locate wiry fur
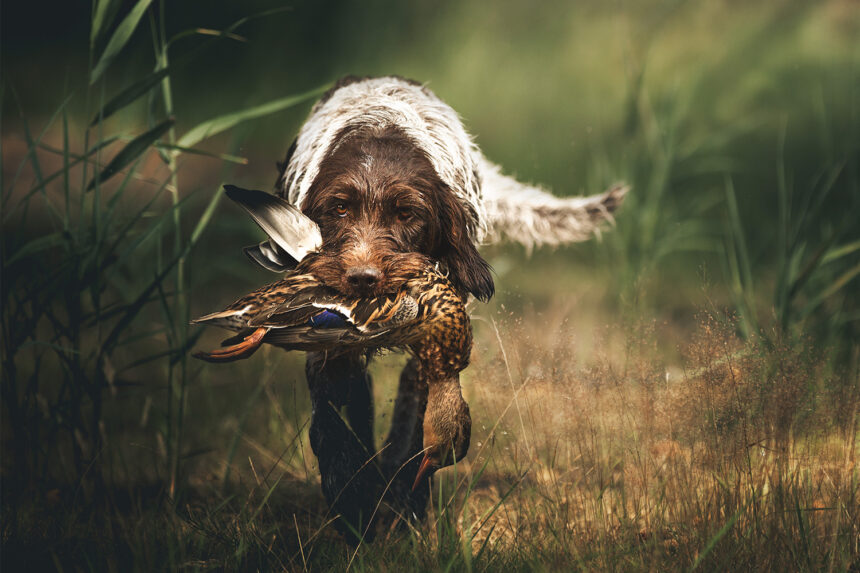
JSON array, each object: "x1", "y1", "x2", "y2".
[
  {"x1": 280, "y1": 77, "x2": 486, "y2": 242},
  {"x1": 479, "y1": 157, "x2": 629, "y2": 251},
  {"x1": 278, "y1": 75, "x2": 627, "y2": 250},
  {"x1": 294, "y1": 125, "x2": 494, "y2": 302}
]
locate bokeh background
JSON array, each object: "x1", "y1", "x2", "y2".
[{"x1": 2, "y1": 1, "x2": 859, "y2": 570}]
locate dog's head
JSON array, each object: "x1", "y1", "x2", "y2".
[{"x1": 297, "y1": 126, "x2": 493, "y2": 301}]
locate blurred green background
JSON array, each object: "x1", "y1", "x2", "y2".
[
  {"x1": 6, "y1": 0, "x2": 858, "y2": 317},
  {"x1": 2, "y1": 0, "x2": 859, "y2": 569}
]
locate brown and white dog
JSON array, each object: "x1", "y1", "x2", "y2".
[{"x1": 262, "y1": 75, "x2": 626, "y2": 540}]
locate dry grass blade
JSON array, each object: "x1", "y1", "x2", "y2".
[{"x1": 690, "y1": 499, "x2": 751, "y2": 571}]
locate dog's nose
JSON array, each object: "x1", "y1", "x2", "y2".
[{"x1": 346, "y1": 266, "x2": 382, "y2": 293}]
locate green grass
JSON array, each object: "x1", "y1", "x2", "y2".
[{"x1": 2, "y1": 1, "x2": 859, "y2": 571}]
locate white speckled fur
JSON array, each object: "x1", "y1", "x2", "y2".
[{"x1": 279, "y1": 76, "x2": 626, "y2": 248}]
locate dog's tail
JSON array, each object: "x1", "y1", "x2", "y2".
[{"x1": 478, "y1": 157, "x2": 629, "y2": 251}]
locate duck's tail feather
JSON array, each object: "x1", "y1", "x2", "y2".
[
  {"x1": 193, "y1": 327, "x2": 268, "y2": 363},
  {"x1": 190, "y1": 308, "x2": 250, "y2": 331},
  {"x1": 224, "y1": 185, "x2": 321, "y2": 267},
  {"x1": 218, "y1": 329, "x2": 256, "y2": 347}
]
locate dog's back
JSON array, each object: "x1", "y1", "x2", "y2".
[{"x1": 277, "y1": 75, "x2": 627, "y2": 250}]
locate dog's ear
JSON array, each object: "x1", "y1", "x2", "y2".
[{"x1": 436, "y1": 191, "x2": 494, "y2": 302}]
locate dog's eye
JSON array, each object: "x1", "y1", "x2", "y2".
[
  {"x1": 396, "y1": 208, "x2": 412, "y2": 222},
  {"x1": 334, "y1": 202, "x2": 348, "y2": 217}
]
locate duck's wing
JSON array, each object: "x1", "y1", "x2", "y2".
[
  {"x1": 252, "y1": 289, "x2": 420, "y2": 334},
  {"x1": 262, "y1": 325, "x2": 358, "y2": 349},
  {"x1": 256, "y1": 290, "x2": 422, "y2": 352},
  {"x1": 197, "y1": 303, "x2": 416, "y2": 359},
  {"x1": 191, "y1": 274, "x2": 320, "y2": 331},
  {"x1": 191, "y1": 289, "x2": 269, "y2": 331},
  {"x1": 243, "y1": 240, "x2": 296, "y2": 272},
  {"x1": 193, "y1": 277, "x2": 424, "y2": 355},
  {"x1": 224, "y1": 185, "x2": 322, "y2": 267},
  {"x1": 246, "y1": 286, "x2": 350, "y2": 328},
  {"x1": 262, "y1": 316, "x2": 418, "y2": 352}
]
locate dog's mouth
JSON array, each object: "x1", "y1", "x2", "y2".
[
  {"x1": 299, "y1": 250, "x2": 430, "y2": 298},
  {"x1": 339, "y1": 266, "x2": 419, "y2": 298}
]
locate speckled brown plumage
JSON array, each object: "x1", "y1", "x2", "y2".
[{"x1": 191, "y1": 254, "x2": 472, "y2": 363}]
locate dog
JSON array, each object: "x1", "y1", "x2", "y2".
[{"x1": 264, "y1": 75, "x2": 626, "y2": 541}]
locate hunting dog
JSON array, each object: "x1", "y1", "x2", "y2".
[{"x1": 264, "y1": 76, "x2": 626, "y2": 540}]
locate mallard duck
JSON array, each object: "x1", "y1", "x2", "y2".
[
  {"x1": 190, "y1": 256, "x2": 468, "y2": 363},
  {"x1": 194, "y1": 185, "x2": 473, "y2": 488}
]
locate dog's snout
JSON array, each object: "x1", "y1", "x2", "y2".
[{"x1": 346, "y1": 266, "x2": 382, "y2": 293}]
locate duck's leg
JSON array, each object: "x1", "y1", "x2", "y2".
[
  {"x1": 305, "y1": 351, "x2": 384, "y2": 544},
  {"x1": 381, "y1": 357, "x2": 430, "y2": 522}
]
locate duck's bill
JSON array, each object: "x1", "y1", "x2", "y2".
[
  {"x1": 411, "y1": 453, "x2": 435, "y2": 491},
  {"x1": 193, "y1": 327, "x2": 268, "y2": 363}
]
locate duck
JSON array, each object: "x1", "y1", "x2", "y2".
[
  {"x1": 190, "y1": 256, "x2": 468, "y2": 364},
  {"x1": 193, "y1": 185, "x2": 474, "y2": 488}
]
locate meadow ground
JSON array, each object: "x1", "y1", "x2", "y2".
[
  {"x1": 2, "y1": 277, "x2": 858, "y2": 571},
  {"x1": 2, "y1": 1, "x2": 859, "y2": 571}
]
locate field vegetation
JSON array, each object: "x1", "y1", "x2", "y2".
[{"x1": 2, "y1": 1, "x2": 858, "y2": 570}]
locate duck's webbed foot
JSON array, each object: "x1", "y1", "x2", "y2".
[
  {"x1": 305, "y1": 351, "x2": 384, "y2": 544},
  {"x1": 381, "y1": 357, "x2": 431, "y2": 524}
]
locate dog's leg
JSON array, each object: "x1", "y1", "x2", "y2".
[
  {"x1": 305, "y1": 351, "x2": 383, "y2": 544},
  {"x1": 381, "y1": 357, "x2": 430, "y2": 522},
  {"x1": 345, "y1": 357, "x2": 375, "y2": 455}
]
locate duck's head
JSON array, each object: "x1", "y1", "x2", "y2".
[{"x1": 412, "y1": 376, "x2": 472, "y2": 491}]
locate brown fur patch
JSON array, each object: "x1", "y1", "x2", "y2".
[{"x1": 298, "y1": 125, "x2": 494, "y2": 300}]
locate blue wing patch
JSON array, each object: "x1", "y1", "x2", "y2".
[{"x1": 308, "y1": 310, "x2": 348, "y2": 328}]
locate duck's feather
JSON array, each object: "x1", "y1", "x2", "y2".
[
  {"x1": 192, "y1": 261, "x2": 469, "y2": 363},
  {"x1": 262, "y1": 326, "x2": 355, "y2": 349},
  {"x1": 261, "y1": 322, "x2": 408, "y2": 351},
  {"x1": 219, "y1": 329, "x2": 257, "y2": 347},
  {"x1": 191, "y1": 305, "x2": 255, "y2": 330},
  {"x1": 194, "y1": 327, "x2": 267, "y2": 362},
  {"x1": 243, "y1": 240, "x2": 297, "y2": 272},
  {"x1": 250, "y1": 303, "x2": 327, "y2": 329},
  {"x1": 225, "y1": 185, "x2": 321, "y2": 265},
  {"x1": 307, "y1": 310, "x2": 348, "y2": 328}
]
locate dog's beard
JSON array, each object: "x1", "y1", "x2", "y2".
[{"x1": 297, "y1": 250, "x2": 431, "y2": 297}]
